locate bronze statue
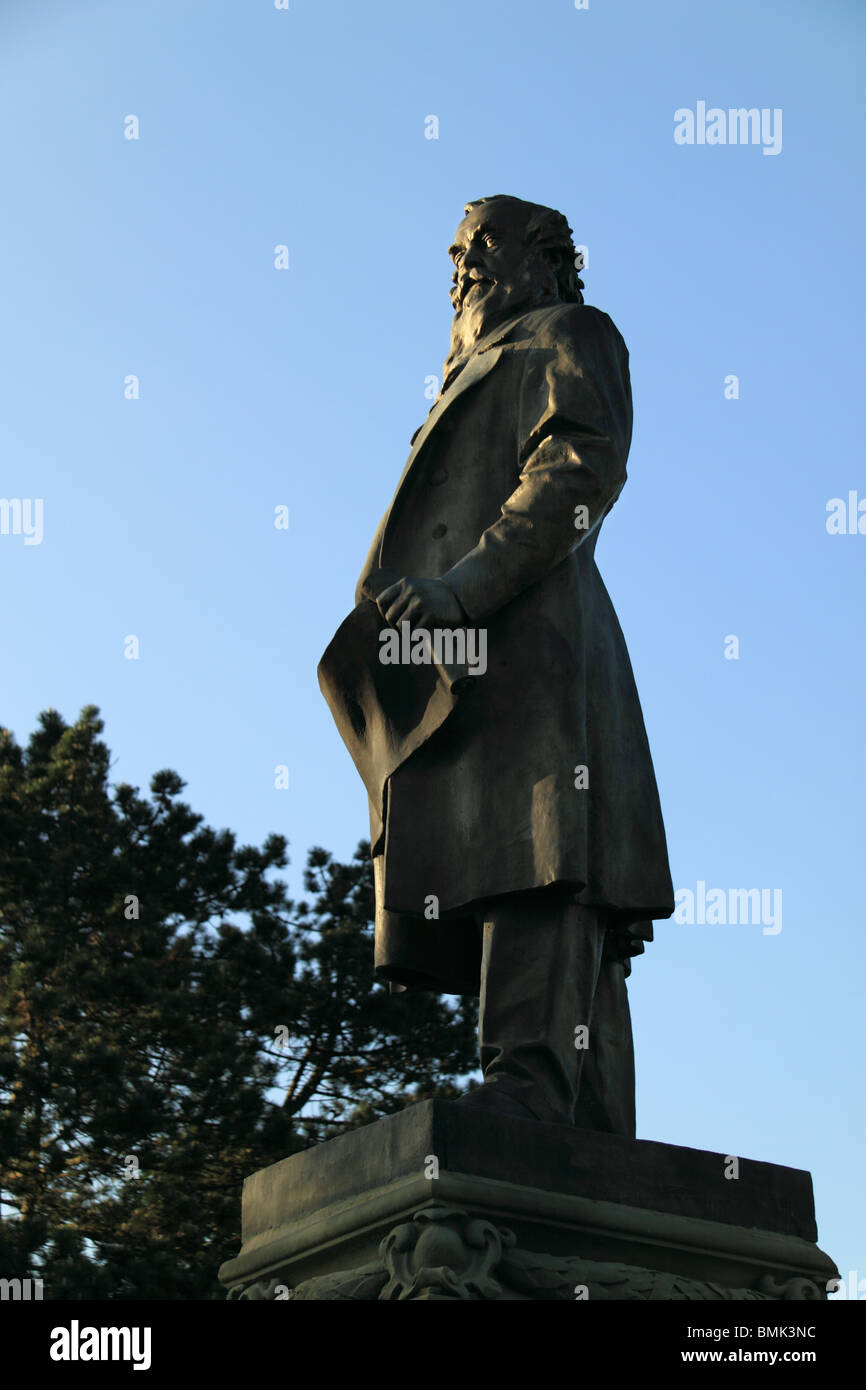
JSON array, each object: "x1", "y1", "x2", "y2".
[{"x1": 319, "y1": 195, "x2": 674, "y2": 1135}]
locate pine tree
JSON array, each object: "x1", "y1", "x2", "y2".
[{"x1": 0, "y1": 706, "x2": 478, "y2": 1298}]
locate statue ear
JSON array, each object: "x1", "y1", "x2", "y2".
[
  {"x1": 532, "y1": 247, "x2": 566, "y2": 298},
  {"x1": 541, "y1": 247, "x2": 566, "y2": 271}
]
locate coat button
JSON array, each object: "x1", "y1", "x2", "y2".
[
  {"x1": 430, "y1": 468, "x2": 448, "y2": 485},
  {"x1": 431, "y1": 523, "x2": 447, "y2": 539}
]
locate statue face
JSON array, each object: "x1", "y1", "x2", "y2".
[{"x1": 447, "y1": 199, "x2": 558, "y2": 353}]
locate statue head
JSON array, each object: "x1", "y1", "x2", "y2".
[{"x1": 444, "y1": 195, "x2": 584, "y2": 376}]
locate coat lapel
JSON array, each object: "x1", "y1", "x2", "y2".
[
  {"x1": 377, "y1": 311, "x2": 539, "y2": 558},
  {"x1": 387, "y1": 345, "x2": 503, "y2": 503}
]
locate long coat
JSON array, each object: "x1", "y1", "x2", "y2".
[{"x1": 319, "y1": 301, "x2": 674, "y2": 994}]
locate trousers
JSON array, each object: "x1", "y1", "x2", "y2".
[{"x1": 473, "y1": 895, "x2": 636, "y2": 1136}]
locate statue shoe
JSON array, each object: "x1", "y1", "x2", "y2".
[{"x1": 455, "y1": 1083, "x2": 539, "y2": 1120}]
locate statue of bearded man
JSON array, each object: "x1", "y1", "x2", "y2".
[{"x1": 319, "y1": 195, "x2": 674, "y2": 1135}]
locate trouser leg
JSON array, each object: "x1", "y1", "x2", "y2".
[
  {"x1": 475, "y1": 896, "x2": 606, "y2": 1126},
  {"x1": 571, "y1": 957, "x2": 637, "y2": 1138}
]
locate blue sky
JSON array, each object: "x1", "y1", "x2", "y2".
[{"x1": 1, "y1": 0, "x2": 863, "y2": 1296}]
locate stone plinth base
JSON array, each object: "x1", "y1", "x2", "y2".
[{"x1": 218, "y1": 1101, "x2": 837, "y2": 1301}]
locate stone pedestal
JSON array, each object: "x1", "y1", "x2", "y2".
[{"x1": 218, "y1": 1101, "x2": 837, "y2": 1301}]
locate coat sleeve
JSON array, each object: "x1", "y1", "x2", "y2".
[{"x1": 440, "y1": 304, "x2": 632, "y2": 622}]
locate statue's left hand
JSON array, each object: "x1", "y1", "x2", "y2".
[{"x1": 376, "y1": 577, "x2": 466, "y2": 629}]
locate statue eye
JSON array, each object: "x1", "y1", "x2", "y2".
[{"x1": 483, "y1": 235, "x2": 497, "y2": 249}]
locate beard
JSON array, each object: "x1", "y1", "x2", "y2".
[{"x1": 442, "y1": 255, "x2": 560, "y2": 388}]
